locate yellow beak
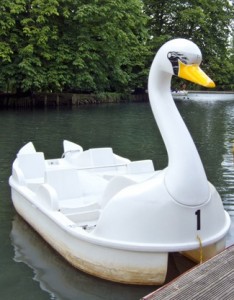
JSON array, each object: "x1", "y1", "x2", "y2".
[{"x1": 178, "y1": 60, "x2": 215, "y2": 88}]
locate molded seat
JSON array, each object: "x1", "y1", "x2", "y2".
[
  {"x1": 44, "y1": 168, "x2": 107, "y2": 211},
  {"x1": 17, "y1": 152, "x2": 45, "y2": 184},
  {"x1": 100, "y1": 160, "x2": 156, "y2": 207}
]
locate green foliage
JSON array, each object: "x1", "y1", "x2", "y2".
[
  {"x1": 0, "y1": 0, "x2": 148, "y2": 92},
  {"x1": 0, "y1": 0, "x2": 233, "y2": 93},
  {"x1": 143, "y1": 0, "x2": 234, "y2": 90}
]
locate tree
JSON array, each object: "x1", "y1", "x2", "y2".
[
  {"x1": 0, "y1": 0, "x2": 148, "y2": 93},
  {"x1": 143, "y1": 0, "x2": 234, "y2": 90},
  {"x1": 1, "y1": 0, "x2": 233, "y2": 93}
]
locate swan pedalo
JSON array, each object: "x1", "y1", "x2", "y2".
[{"x1": 9, "y1": 38, "x2": 231, "y2": 285}]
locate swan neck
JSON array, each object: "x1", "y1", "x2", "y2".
[{"x1": 148, "y1": 64, "x2": 209, "y2": 206}]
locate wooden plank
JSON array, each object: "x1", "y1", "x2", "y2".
[{"x1": 142, "y1": 245, "x2": 234, "y2": 300}]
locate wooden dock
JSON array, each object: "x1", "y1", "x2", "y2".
[{"x1": 142, "y1": 245, "x2": 234, "y2": 300}]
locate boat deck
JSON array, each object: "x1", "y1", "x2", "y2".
[{"x1": 142, "y1": 244, "x2": 234, "y2": 300}]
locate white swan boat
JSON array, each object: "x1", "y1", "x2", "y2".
[
  {"x1": 9, "y1": 38, "x2": 231, "y2": 285},
  {"x1": 172, "y1": 90, "x2": 189, "y2": 100},
  {"x1": 172, "y1": 91, "x2": 234, "y2": 102}
]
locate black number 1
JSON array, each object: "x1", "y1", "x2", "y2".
[{"x1": 195, "y1": 210, "x2": 201, "y2": 230}]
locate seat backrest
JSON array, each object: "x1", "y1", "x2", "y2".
[
  {"x1": 45, "y1": 168, "x2": 83, "y2": 200},
  {"x1": 17, "y1": 152, "x2": 45, "y2": 180},
  {"x1": 72, "y1": 147, "x2": 116, "y2": 168},
  {"x1": 63, "y1": 140, "x2": 83, "y2": 154},
  {"x1": 127, "y1": 160, "x2": 155, "y2": 174},
  {"x1": 90, "y1": 148, "x2": 115, "y2": 167}
]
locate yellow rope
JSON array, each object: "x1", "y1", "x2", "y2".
[
  {"x1": 196, "y1": 235, "x2": 203, "y2": 264},
  {"x1": 232, "y1": 144, "x2": 234, "y2": 164}
]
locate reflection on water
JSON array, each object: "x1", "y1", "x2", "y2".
[
  {"x1": 179, "y1": 100, "x2": 234, "y2": 214},
  {"x1": 219, "y1": 103, "x2": 234, "y2": 247},
  {"x1": 220, "y1": 104, "x2": 234, "y2": 215},
  {"x1": 1, "y1": 100, "x2": 234, "y2": 299},
  {"x1": 10, "y1": 215, "x2": 194, "y2": 300},
  {"x1": 11, "y1": 215, "x2": 141, "y2": 300}
]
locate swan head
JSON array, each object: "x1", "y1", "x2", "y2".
[{"x1": 155, "y1": 38, "x2": 215, "y2": 88}]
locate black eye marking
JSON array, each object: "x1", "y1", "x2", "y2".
[{"x1": 168, "y1": 51, "x2": 189, "y2": 75}]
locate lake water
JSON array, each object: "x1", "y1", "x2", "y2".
[{"x1": 0, "y1": 100, "x2": 234, "y2": 299}]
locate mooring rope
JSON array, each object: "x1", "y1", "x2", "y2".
[{"x1": 196, "y1": 235, "x2": 203, "y2": 264}]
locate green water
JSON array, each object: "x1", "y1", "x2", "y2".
[{"x1": 0, "y1": 101, "x2": 233, "y2": 299}]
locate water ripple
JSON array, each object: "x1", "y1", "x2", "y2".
[{"x1": 221, "y1": 136, "x2": 234, "y2": 215}]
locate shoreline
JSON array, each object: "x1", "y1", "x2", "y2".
[
  {"x1": 1, "y1": 90, "x2": 233, "y2": 108},
  {"x1": 0, "y1": 92, "x2": 148, "y2": 108}
]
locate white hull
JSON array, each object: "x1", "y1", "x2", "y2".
[{"x1": 10, "y1": 180, "x2": 168, "y2": 285}]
